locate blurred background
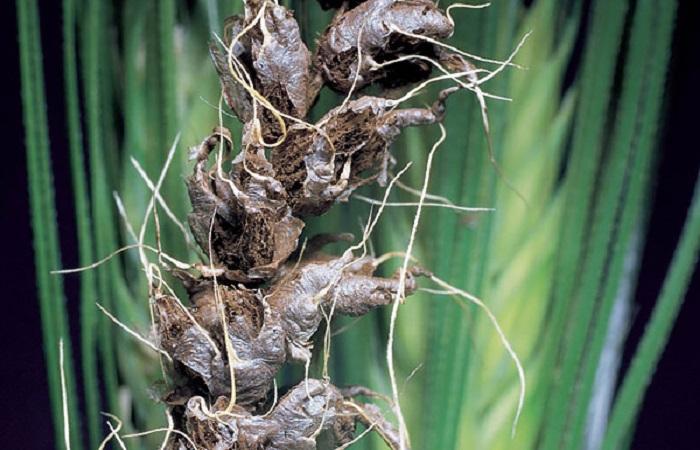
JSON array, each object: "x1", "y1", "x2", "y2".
[{"x1": 2, "y1": 0, "x2": 699, "y2": 449}]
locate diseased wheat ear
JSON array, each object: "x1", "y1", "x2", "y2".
[{"x1": 63, "y1": 1, "x2": 526, "y2": 448}]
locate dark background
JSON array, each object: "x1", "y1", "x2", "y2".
[{"x1": 1, "y1": 1, "x2": 698, "y2": 449}]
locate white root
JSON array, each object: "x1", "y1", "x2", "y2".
[
  {"x1": 113, "y1": 192, "x2": 139, "y2": 243},
  {"x1": 123, "y1": 419, "x2": 200, "y2": 450},
  {"x1": 352, "y1": 194, "x2": 494, "y2": 214},
  {"x1": 369, "y1": 53, "x2": 510, "y2": 101},
  {"x1": 59, "y1": 340, "x2": 71, "y2": 450},
  {"x1": 96, "y1": 303, "x2": 173, "y2": 362},
  {"x1": 207, "y1": 205, "x2": 240, "y2": 411},
  {"x1": 428, "y1": 275, "x2": 526, "y2": 438},
  {"x1": 97, "y1": 413, "x2": 126, "y2": 450},
  {"x1": 387, "y1": 124, "x2": 447, "y2": 450},
  {"x1": 336, "y1": 18, "x2": 367, "y2": 113},
  {"x1": 134, "y1": 134, "x2": 181, "y2": 289},
  {"x1": 389, "y1": 22, "x2": 524, "y2": 69},
  {"x1": 129, "y1": 158, "x2": 197, "y2": 252},
  {"x1": 159, "y1": 409, "x2": 174, "y2": 450},
  {"x1": 334, "y1": 422, "x2": 376, "y2": 450},
  {"x1": 348, "y1": 163, "x2": 413, "y2": 255},
  {"x1": 382, "y1": 29, "x2": 533, "y2": 205},
  {"x1": 106, "y1": 415, "x2": 128, "y2": 450},
  {"x1": 50, "y1": 243, "x2": 191, "y2": 275}
]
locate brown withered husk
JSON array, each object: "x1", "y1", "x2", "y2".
[
  {"x1": 315, "y1": 0, "x2": 454, "y2": 92},
  {"x1": 157, "y1": 247, "x2": 422, "y2": 409},
  {"x1": 186, "y1": 127, "x2": 304, "y2": 283},
  {"x1": 271, "y1": 88, "x2": 457, "y2": 216},
  {"x1": 166, "y1": 379, "x2": 401, "y2": 450},
  {"x1": 210, "y1": 2, "x2": 321, "y2": 141}
]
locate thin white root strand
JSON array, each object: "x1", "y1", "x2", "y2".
[
  {"x1": 207, "y1": 206, "x2": 240, "y2": 411},
  {"x1": 475, "y1": 31, "x2": 532, "y2": 86},
  {"x1": 369, "y1": 54, "x2": 510, "y2": 102},
  {"x1": 59, "y1": 339, "x2": 71, "y2": 450},
  {"x1": 311, "y1": 398, "x2": 333, "y2": 442},
  {"x1": 334, "y1": 423, "x2": 376, "y2": 450},
  {"x1": 386, "y1": 68, "x2": 485, "y2": 110},
  {"x1": 104, "y1": 413, "x2": 127, "y2": 450},
  {"x1": 429, "y1": 275, "x2": 526, "y2": 438},
  {"x1": 344, "y1": 400, "x2": 395, "y2": 449},
  {"x1": 50, "y1": 245, "x2": 138, "y2": 274},
  {"x1": 395, "y1": 178, "x2": 462, "y2": 206},
  {"x1": 389, "y1": 24, "x2": 524, "y2": 69},
  {"x1": 372, "y1": 251, "x2": 417, "y2": 268},
  {"x1": 292, "y1": 238, "x2": 308, "y2": 273},
  {"x1": 304, "y1": 355, "x2": 312, "y2": 400},
  {"x1": 336, "y1": 19, "x2": 366, "y2": 113},
  {"x1": 50, "y1": 243, "x2": 191, "y2": 274},
  {"x1": 418, "y1": 287, "x2": 455, "y2": 295},
  {"x1": 348, "y1": 163, "x2": 413, "y2": 254},
  {"x1": 387, "y1": 124, "x2": 446, "y2": 450},
  {"x1": 309, "y1": 164, "x2": 413, "y2": 383},
  {"x1": 353, "y1": 194, "x2": 494, "y2": 213},
  {"x1": 122, "y1": 428, "x2": 199, "y2": 450},
  {"x1": 96, "y1": 303, "x2": 173, "y2": 362},
  {"x1": 113, "y1": 192, "x2": 139, "y2": 243},
  {"x1": 445, "y1": 2, "x2": 492, "y2": 27},
  {"x1": 261, "y1": 378, "x2": 279, "y2": 417},
  {"x1": 159, "y1": 409, "x2": 174, "y2": 450},
  {"x1": 321, "y1": 296, "x2": 338, "y2": 379},
  {"x1": 106, "y1": 422, "x2": 127, "y2": 450},
  {"x1": 130, "y1": 158, "x2": 196, "y2": 250},
  {"x1": 330, "y1": 316, "x2": 363, "y2": 337},
  {"x1": 199, "y1": 95, "x2": 239, "y2": 119},
  {"x1": 97, "y1": 413, "x2": 126, "y2": 450},
  {"x1": 401, "y1": 363, "x2": 424, "y2": 396},
  {"x1": 134, "y1": 133, "x2": 181, "y2": 288}
]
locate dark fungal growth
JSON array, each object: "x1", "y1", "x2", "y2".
[{"x1": 146, "y1": 0, "x2": 495, "y2": 448}]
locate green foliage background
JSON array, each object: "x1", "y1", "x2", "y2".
[{"x1": 17, "y1": 0, "x2": 697, "y2": 449}]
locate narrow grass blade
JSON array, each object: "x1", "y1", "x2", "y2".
[
  {"x1": 538, "y1": 1, "x2": 629, "y2": 448},
  {"x1": 563, "y1": 1, "x2": 678, "y2": 448},
  {"x1": 157, "y1": 0, "x2": 189, "y2": 259},
  {"x1": 82, "y1": 0, "x2": 120, "y2": 412},
  {"x1": 601, "y1": 178, "x2": 699, "y2": 449},
  {"x1": 62, "y1": 0, "x2": 101, "y2": 446},
  {"x1": 17, "y1": 0, "x2": 82, "y2": 448}
]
